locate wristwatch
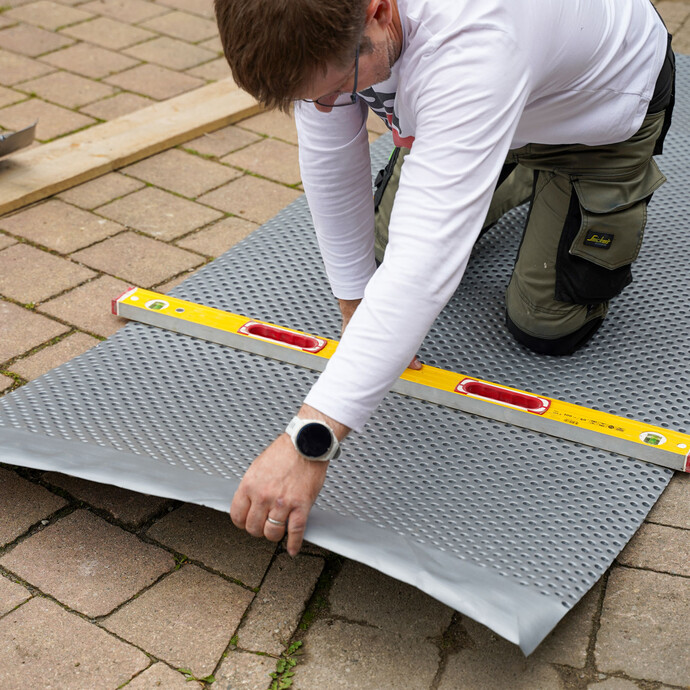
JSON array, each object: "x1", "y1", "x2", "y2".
[{"x1": 285, "y1": 416, "x2": 341, "y2": 462}]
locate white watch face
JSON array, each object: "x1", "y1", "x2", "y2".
[{"x1": 295, "y1": 421, "x2": 333, "y2": 459}]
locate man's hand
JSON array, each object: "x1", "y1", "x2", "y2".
[
  {"x1": 338, "y1": 298, "x2": 422, "y2": 370},
  {"x1": 230, "y1": 404, "x2": 348, "y2": 556}
]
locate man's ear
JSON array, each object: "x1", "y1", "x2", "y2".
[{"x1": 365, "y1": 0, "x2": 394, "y2": 29}]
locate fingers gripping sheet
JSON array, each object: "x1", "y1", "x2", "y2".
[{"x1": 2, "y1": 58, "x2": 689, "y2": 655}]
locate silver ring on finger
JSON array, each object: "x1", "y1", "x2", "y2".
[{"x1": 266, "y1": 516, "x2": 286, "y2": 526}]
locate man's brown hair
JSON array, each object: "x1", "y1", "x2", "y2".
[{"x1": 214, "y1": 0, "x2": 368, "y2": 111}]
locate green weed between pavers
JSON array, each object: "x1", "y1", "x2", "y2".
[
  {"x1": 269, "y1": 641, "x2": 303, "y2": 690},
  {"x1": 178, "y1": 668, "x2": 216, "y2": 683}
]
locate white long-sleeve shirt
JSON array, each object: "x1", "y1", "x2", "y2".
[{"x1": 297, "y1": 0, "x2": 667, "y2": 431}]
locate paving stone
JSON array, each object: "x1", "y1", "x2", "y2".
[
  {"x1": 617, "y1": 523, "x2": 690, "y2": 576},
  {"x1": 81, "y1": 0, "x2": 168, "y2": 23},
  {"x1": 586, "y1": 679, "x2": 640, "y2": 690},
  {"x1": 5, "y1": 1, "x2": 93, "y2": 29},
  {"x1": 0, "y1": 301, "x2": 68, "y2": 364},
  {"x1": 38, "y1": 274, "x2": 130, "y2": 337},
  {"x1": 61, "y1": 15, "x2": 154, "y2": 49},
  {"x1": 186, "y1": 57, "x2": 232, "y2": 82},
  {"x1": 8, "y1": 332, "x2": 99, "y2": 380},
  {"x1": 123, "y1": 149, "x2": 241, "y2": 198},
  {"x1": 0, "y1": 244, "x2": 95, "y2": 303},
  {"x1": 0, "y1": 22, "x2": 73, "y2": 56},
  {"x1": 157, "y1": 0, "x2": 215, "y2": 20},
  {"x1": 596, "y1": 567, "x2": 690, "y2": 687},
  {"x1": 0, "y1": 375, "x2": 13, "y2": 392},
  {"x1": 105, "y1": 62, "x2": 204, "y2": 100},
  {"x1": 175, "y1": 216, "x2": 258, "y2": 256},
  {"x1": 436, "y1": 617, "x2": 564, "y2": 690},
  {"x1": 124, "y1": 35, "x2": 216, "y2": 70},
  {"x1": 198, "y1": 34, "x2": 222, "y2": 53},
  {"x1": 98, "y1": 186, "x2": 223, "y2": 239},
  {"x1": 0, "y1": 98, "x2": 95, "y2": 141},
  {"x1": 154, "y1": 271, "x2": 193, "y2": 293},
  {"x1": 0, "y1": 466, "x2": 67, "y2": 546},
  {"x1": 0, "y1": 232, "x2": 16, "y2": 250},
  {"x1": 184, "y1": 125, "x2": 262, "y2": 158},
  {"x1": 58, "y1": 172, "x2": 145, "y2": 209},
  {"x1": 367, "y1": 110, "x2": 389, "y2": 135},
  {"x1": 80, "y1": 91, "x2": 155, "y2": 119},
  {"x1": 146, "y1": 503, "x2": 276, "y2": 588},
  {"x1": 17, "y1": 70, "x2": 117, "y2": 108},
  {"x1": 43, "y1": 472, "x2": 171, "y2": 527},
  {"x1": 0, "y1": 49, "x2": 55, "y2": 85},
  {"x1": 533, "y1": 579, "x2": 602, "y2": 668},
  {"x1": 41, "y1": 42, "x2": 138, "y2": 79},
  {"x1": 296, "y1": 618, "x2": 440, "y2": 690},
  {"x1": 0, "y1": 199, "x2": 123, "y2": 252},
  {"x1": 656, "y1": 1, "x2": 690, "y2": 34},
  {"x1": 0, "y1": 597, "x2": 149, "y2": 689},
  {"x1": 646, "y1": 472, "x2": 690, "y2": 529},
  {"x1": 140, "y1": 10, "x2": 218, "y2": 42},
  {"x1": 329, "y1": 559, "x2": 454, "y2": 639},
  {"x1": 0, "y1": 85, "x2": 25, "y2": 107},
  {"x1": 238, "y1": 553, "x2": 324, "y2": 654},
  {"x1": 0, "y1": 509, "x2": 174, "y2": 616},
  {"x1": 222, "y1": 139, "x2": 300, "y2": 186},
  {"x1": 214, "y1": 650, "x2": 276, "y2": 690},
  {"x1": 239, "y1": 110, "x2": 298, "y2": 145},
  {"x1": 198, "y1": 176, "x2": 302, "y2": 224},
  {"x1": 125, "y1": 662, "x2": 203, "y2": 689},
  {"x1": 103, "y1": 564, "x2": 255, "y2": 677},
  {"x1": 71, "y1": 231, "x2": 204, "y2": 286},
  {"x1": 0, "y1": 575, "x2": 31, "y2": 616}
]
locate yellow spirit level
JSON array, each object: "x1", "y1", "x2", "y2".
[{"x1": 113, "y1": 287, "x2": 690, "y2": 473}]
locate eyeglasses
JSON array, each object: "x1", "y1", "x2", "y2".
[{"x1": 303, "y1": 44, "x2": 360, "y2": 107}]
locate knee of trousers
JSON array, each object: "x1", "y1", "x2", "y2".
[{"x1": 505, "y1": 283, "x2": 608, "y2": 356}]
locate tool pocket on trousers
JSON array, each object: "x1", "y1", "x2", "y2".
[{"x1": 555, "y1": 162, "x2": 666, "y2": 304}]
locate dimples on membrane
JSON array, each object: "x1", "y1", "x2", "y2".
[{"x1": 1, "y1": 57, "x2": 688, "y2": 652}]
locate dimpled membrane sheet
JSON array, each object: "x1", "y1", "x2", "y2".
[{"x1": 2, "y1": 59, "x2": 689, "y2": 655}]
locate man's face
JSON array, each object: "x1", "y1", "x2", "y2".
[{"x1": 302, "y1": 31, "x2": 396, "y2": 112}]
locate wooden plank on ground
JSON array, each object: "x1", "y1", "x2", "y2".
[{"x1": 0, "y1": 79, "x2": 262, "y2": 216}]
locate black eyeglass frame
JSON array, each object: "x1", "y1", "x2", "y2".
[{"x1": 302, "y1": 44, "x2": 361, "y2": 107}]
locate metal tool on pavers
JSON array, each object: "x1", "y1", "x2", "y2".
[
  {"x1": 113, "y1": 287, "x2": 690, "y2": 473},
  {"x1": 0, "y1": 122, "x2": 36, "y2": 158}
]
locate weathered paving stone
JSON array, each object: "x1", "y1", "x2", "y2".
[
  {"x1": 175, "y1": 216, "x2": 258, "y2": 257},
  {"x1": 437, "y1": 618, "x2": 563, "y2": 690},
  {"x1": 8, "y1": 332, "x2": 99, "y2": 381},
  {"x1": 58, "y1": 172, "x2": 145, "y2": 210},
  {"x1": 646, "y1": 472, "x2": 690, "y2": 529},
  {"x1": 617, "y1": 522, "x2": 690, "y2": 576},
  {"x1": 586, "y1": 679, "x2": 640, "y2": 690},
  {"x1": 328, "y1": 559, "x2": 454, "y2": 638},
  {"x1": 238, "y1": 110, "x2": 298, "y2": 145},
  {"x1": 0, "y1": 199, "x2": 124, "y2": 253},
  {"x1": 534, "y1": 579, "x2": 602, "y2": 668},
  {"x1": 0, "y1": 467, "x2": 67, "y2": 546},
  {"x1": 0, "y1": 509, "x2": 175, "y2": 616},
  {"x1": 0, "y1": 575, "x2": 31, "y2": 616},
  {"x1": 0, "y1": 597, "x2": 149, "y2": 689},
  {"x1": 42, "y1": 472, "x2": 171, "y2": 527},
  {"x1": 295, "y1": 618, "x2": 440, "y2": 690},
  {"x1": 0, "y1": 375, "x2": 12, "y2": 393},
  {"x1": 0, "y1": 301, "x2": 69, "y2": 364},
  {"x1": 146, "y1": 503, "x2": 276, "y2": 587},
  {"x1": 595, "y1": 567, "x2": 690, "y2": 687},
  {"x1": 184, "y1": 125, "x2": 261, "y2": 158},
  {"x1": 221, "y1": 138, "x2": 301, "y2": 186},
  {"x1": 214, "y1": 650, "x2": 276, "y2": 690},
  {"x1": 124, "y1": 662, "x2": 203, "y2": 689},
  {"x1": 238, "y1": 553, "x2": 324, "y2": 654},
  {"x1": 103, "y1": 564, "x2": 254, "y2": 678}
]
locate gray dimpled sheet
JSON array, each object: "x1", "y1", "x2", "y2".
[{"x1": 2, "y1": 58, "x2": 688, "y2": 655}]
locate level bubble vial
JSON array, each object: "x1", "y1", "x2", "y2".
[
  {"x1": 639, "y1": 431, "x2": 666, "y2": 446},
  {"x1": 145, "y1": 299, "x2": 169, "y2": 311}
]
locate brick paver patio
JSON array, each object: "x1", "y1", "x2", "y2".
[{"x1": 1, "y1": 0, "x2": 689, "y2": 688}]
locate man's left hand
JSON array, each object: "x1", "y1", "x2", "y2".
[{"x1": 230, "y1": 406, "x2": 348, "y2": 556}]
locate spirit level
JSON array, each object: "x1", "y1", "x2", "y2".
[{"x1": 113, "y1": 287, "x2": 690, "y2": 473}]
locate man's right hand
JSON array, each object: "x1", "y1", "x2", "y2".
[{"x1": 337, "y1": 298, "x2": 422, "y2": 370}]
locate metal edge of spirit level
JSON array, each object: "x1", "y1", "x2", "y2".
[{"x1": 113, "y1": 288, "x2": 690, "y2": 473}]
